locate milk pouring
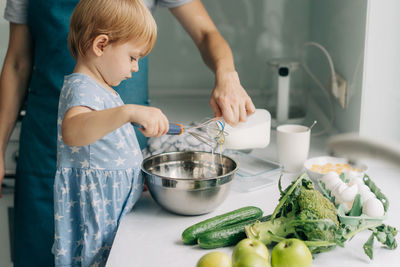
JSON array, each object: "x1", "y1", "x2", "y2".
[{"x1": 220, "y1": 109, "x2": 271, "y2": 150}]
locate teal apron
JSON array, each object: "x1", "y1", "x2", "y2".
[{"x1": 14, "y1": 1, "x2": 149, "y2": 266}]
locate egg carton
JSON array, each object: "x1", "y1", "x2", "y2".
[{"x1": 317, "y1": 174, "x2": 388, "y2": 226}]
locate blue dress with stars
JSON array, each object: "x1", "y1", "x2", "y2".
[{"x1": 53, "y1": 73, "x2": 143, "y2": 267}]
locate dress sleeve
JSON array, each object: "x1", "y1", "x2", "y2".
[
  {"x1": 62, "y1": 79, "x2": 106, "y2": 112},
  {"x1": 158, "y1": 0, "x2": 194, "y2": 8},
  {"x1": 4, "y1": 0, "x2": 28, "y2": 24}
]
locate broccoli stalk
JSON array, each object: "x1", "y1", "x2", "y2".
[{"x1": 245, "y1": 173, "x2": 398, "y2": 259}]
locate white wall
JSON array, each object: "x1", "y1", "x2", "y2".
[
  {"x1": 307, "y1": 0, "x2": 368, "y2": 133},
  {"x1": 360, "y1": 0, "x2": 400, "y2": 142}
]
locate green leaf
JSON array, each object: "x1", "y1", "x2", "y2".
[
  {"x1": 348, "y1": 194, "x2": 362, "y2": 216},
  {"x1": 363, "y1": 233, "x2": 375, "y2": 260},
  {"x1": 373, "y1": 224, "x2": 398, "y2": 249}
]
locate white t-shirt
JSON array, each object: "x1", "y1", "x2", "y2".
[{"x1": 4, "y1": 0, "x2": 193, "y2": 24}]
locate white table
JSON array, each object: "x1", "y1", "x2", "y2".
[{"x1": 106, "y1": 133, "x2": 400, "y2": 267}]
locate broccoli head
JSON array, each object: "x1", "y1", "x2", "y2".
[
  {"x1": 245, "y1": 173, "x2": 339, "y2": 253},
  {"x1": 297, "y1": 185, "x2": 339, "y2": 227}
]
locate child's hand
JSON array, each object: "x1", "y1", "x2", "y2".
[{"x1": 128, "y1": 105, "x2": 169, "y2": 137}]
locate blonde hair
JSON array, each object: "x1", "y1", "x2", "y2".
[{"x1": 68, "y1": 0, "x2": 157, "y2": 59}]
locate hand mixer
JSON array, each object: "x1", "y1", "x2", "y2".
[{"x1": 132, "y1": 118, "x2": 226, "y2": 148}]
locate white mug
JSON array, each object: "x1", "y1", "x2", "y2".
[{"x1": 277, "y1": 124, "x2": 310, "y2": 173}]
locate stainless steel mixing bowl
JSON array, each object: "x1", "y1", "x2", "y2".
[{"x1": 141, "y1": 151, "x2": 238, "y2": 215}]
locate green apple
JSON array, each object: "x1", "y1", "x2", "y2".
[
  {"x1": 271, "y1": 238, "x2": 312, "y2": 267},
  {"x1": 196, "y1": 251, "x2": 232, "y2": 267},
  {"x1": 232, "y1": 238, "x2": 269, "y2": 263},
  {"x1": 233, "y1": 253, "x2": 271, "y2": 267}
]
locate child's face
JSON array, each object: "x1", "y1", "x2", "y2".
[{"x1": 99, "y1": 39, "x2": 146, "y2": 87}]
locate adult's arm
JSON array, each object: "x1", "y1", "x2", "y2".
[
  {"x1": 169, "y1": 0, "x2": 255, "y2": 125},
  {"x1": 0, "y1": 23, "x2": 33, "y2": 197}
]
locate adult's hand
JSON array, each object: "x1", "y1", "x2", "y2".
[
  {"x1": 170, "y1": 0, "x2": 255, "y2": 125},
  {"x1": 210, "y1": 71, "x2": 255, "y2": 125}
]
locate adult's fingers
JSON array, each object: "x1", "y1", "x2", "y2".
[
  {"x1": 245, "y1": 98, "x2": 256, "y2": 115},
  {"x1": 220, "y1": 103, "x2": 235, "y2": 125},
  {"x1": 209, "y1": 98, "x2": 222, "y2": 118},
  {"x1": 239, "y1": 103, "x2": 247, "y2": 123}
]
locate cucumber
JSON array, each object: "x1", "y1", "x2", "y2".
[
  {"x1": 181, "y1": 206, "x2": 263, "y2": 245},
  {"x1": 197, "y1": 215, "x2": 271, "y2": 249}
]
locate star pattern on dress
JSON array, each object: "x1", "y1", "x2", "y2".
[
  {"x1": 80, "y1": 184, "x2": 88, "y2": 192},
  {"x1": 61, "y1": 186, "x2": 70, "y2": 195},
  {"x1": 105, "y1": 218, "x2": 114, "y2": 227},
  {"x1": 116, "y1": 139, "x2": 125, "y2": 149},
  {"x1": 67, "y1": 200, "x2": 77, "y2": 209},
  {"x1": 57, "y1": 247, "x2": 67, "y2": 257},
  {"x1": 71, "y1": 146, "x2": 81, "y2": 154},
  {"x1": 91, "y1": 199, "x2": 100, "y2": 207},
  {"x1": 114, "y1": 157, "x2": 126, "y2": 166},
  {"x1": 91, "y1": 247, "x2": 100, "y2": 255},
  {"x1": 55, "y1": 213, "x2": 64, "y2": 221},
  {"x1": 89, "y1": 181, "x2": 98, "y2": 191},
  {"x1": 104, "y1": 198, "x2": 112, "y2": 206},
  {"x1": 94, "y1": 231, "x2": 101, "y2": 240},
  {"x1": 80, "y1": 159, "x2": 89, "y2": 168},
  {"x1": 112, "y1": 181, "x2": 121, "y2": 189},
  {"x1": 94, "y1": 95, "x2": 102, "y2": 104}
]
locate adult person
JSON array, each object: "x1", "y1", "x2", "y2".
[{"x1": 0, "y1": 0, "x2": 255, "y2": 266}]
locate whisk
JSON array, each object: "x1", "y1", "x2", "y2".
[
  {"x1": 132, "y1": 118, "x2": 227, "y2": 148},
  {"x1": 184, "y1": 118, "x2": 227, "y2": 148}
]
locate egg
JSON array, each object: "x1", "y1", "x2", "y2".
[
  {"x1": 348, "y1": 177, "x2": 364, "y2": 187},
  {"x1": 322, "y1": 171, "x2": 339, "y2": 183},
  {"x1": 325, "y1": 177, "x2": 343, "y2": 191},
  {"x1": 362, "y1": 198, "x2": 385, "y2": 217},
  {"x1": 332, "y1": 182, "x2": 347, "y2": 198},
  {"x1": 361, "y1": 191, "x2": 375, "y2": 203},
  {"x1": 358, "y1": 184, "x2": 375, "y2": 203},
  {"x1": 346, "y1": 170, "x2": 363, "y2": 180},
  {"x1": 338, "y1": 184, "x2": 358, "y2": 202},
  {"x1": 358, "y1": 183, "x2": 370, "y2": 194}
]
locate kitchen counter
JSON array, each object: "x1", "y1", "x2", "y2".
[{"x1": 106, "y1": 131, "x2": 400, "y2": 267}]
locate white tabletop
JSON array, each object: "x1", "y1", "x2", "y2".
[{"x1": 106, "y1": 133, "x2": 400, "y2": 267}]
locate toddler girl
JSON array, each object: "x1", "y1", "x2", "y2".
[{"x1": 53, "y1": 0, "x2": 168, "y2": 266}]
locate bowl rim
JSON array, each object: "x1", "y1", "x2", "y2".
[{"x1": 141, "y1": 150, "x2": 239, "y2": 181}]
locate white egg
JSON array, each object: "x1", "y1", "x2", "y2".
[
  {"x1": 325, "y1": 177, "x2": 343, "y2": 191},
  {"x1": 346, "y1": 170, "x2": 363, "y2": 180},
  {"x1": 342, "y1": 202, "x2": 352, "y2": 213},
  {"x1": 334, "y1": 194, "x2": 344, "y2": 205},
  {"x1": 339, "y1": 184, "x2": 358, "y2": 202},
  {"x1": 358, "y1": 183, "x2": 371, "y2": 194},
  {"x1": 349, "y1": 177, "x2": 364, "y2": 187},
  {"x1": 332, "y1": 182, "x2": 347, "y2": 198},
  {"x1": 361, "y1": 191, "x2": 376, "y2": 203},
  {"x1": 362, "y1": 198, "x2": 385, "y2": 217},
  {"x1": 322, "y1": 171, "x2": 339, "y2": 183}
]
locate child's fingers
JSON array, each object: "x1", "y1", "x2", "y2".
[{"x1": 162, "y1": 117, "x2": 169, "y2": 136}]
